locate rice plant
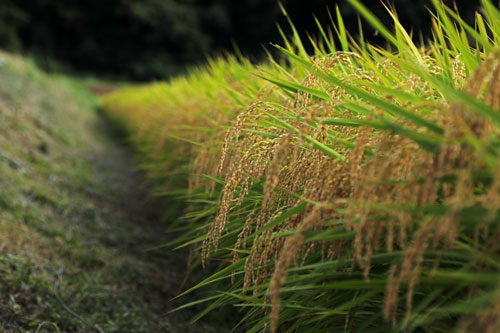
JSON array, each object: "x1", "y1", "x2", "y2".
[{"x1": 101, "y1": 0, "x2": 500, "y2": 331}]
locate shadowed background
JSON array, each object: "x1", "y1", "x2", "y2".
[{"x1": 0, "y1": 0, "x2": 479, "y2": 80}]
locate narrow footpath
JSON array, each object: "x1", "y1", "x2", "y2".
[{"x1": 74, "y1": 115, "x2": 220, "y2": 332}]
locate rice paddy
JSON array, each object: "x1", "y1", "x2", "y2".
[{"x1": 101, "y1": 0, "x2": 500, "y2": 331}]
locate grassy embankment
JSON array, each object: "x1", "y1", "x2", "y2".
[
  {"x1": 101, "y1": 0, "x2": 500, "y2": 332},
  {"x1": 0, "y1": 51, "x2": 227, "y2": 332}
]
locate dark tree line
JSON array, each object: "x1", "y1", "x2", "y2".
[{"x1": 0, "y1": 0, "x2": 480, "y2": 80}]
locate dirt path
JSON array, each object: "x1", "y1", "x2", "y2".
[{"x1": 65, "y1": 113, "x2": 224, "y2": 332}]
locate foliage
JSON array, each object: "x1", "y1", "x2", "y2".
[
  {"x1": 0, "y1": 0, "x2": 479, "y2": 80},
  {"x1": 101, "y1": 0, "x2": 500, "y2": 331},
  {"x1": 0, "y1": 0, "x2": 28, "y2": 51}
]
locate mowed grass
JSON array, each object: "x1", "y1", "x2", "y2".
[{"x1": 101, "y1": 0, "x2": 500, "y2": 332}]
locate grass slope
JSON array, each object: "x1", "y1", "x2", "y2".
[{"x1": 0, "y1": 51, "x2": 227, "y2": 332}]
